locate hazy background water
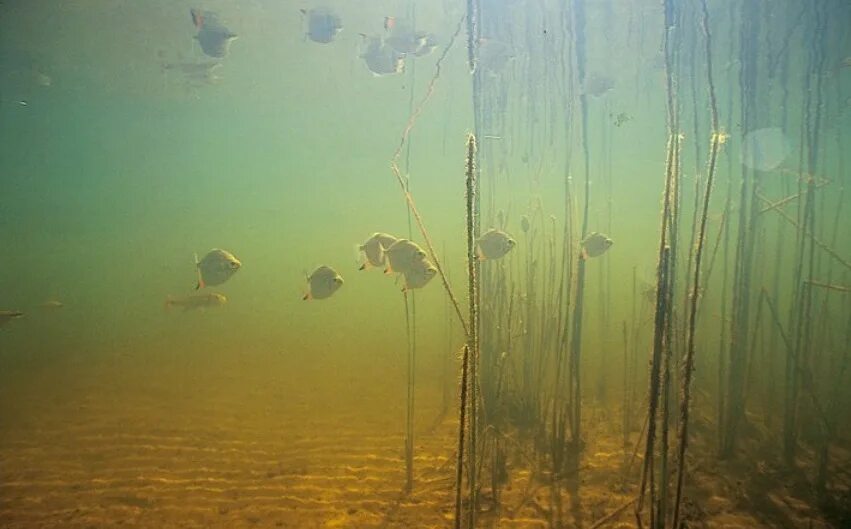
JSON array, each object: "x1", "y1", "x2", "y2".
[{"x1": 1, "y1": 0, "x2": 850, "y2": 527}]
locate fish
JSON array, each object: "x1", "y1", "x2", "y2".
[
  {"x1": 583, "y1": 73, "x2": 614, "y2": 97},
  {"x1": 476, "y1": 229, "x2": 516, "y2": 260},
  {"x1": 165, "y1": 292, "x2": 227, "y2": 311},
  {"x1": 0, "y1": 310, "x2": 23, "y2": 328},
  {"x1": 477, "y1": 38, "x2": 512, "y2": 76},
  {"x1": 303, "y1": 265, "x2": 343, "y2": 300},
  {"x1": 40, "y1": 300, "x2": 64, "y2": 309},
  {"x1": 195, "y1": 249, "x2": 241, "y2": 290},
  {"x1": 581, "y1": 232, "x2": 613, "y2": 259},
  {"x1": 612, "y1": 112, "x2": 631, "y2": 127},
  {"x1": 384, "y1": 21, "x2": 433, "y2": 56},
  {"x1": 412, "y1": 33, "x2": 439, "y2": 57},
  {"x1": 359, "y1": 232, "x2": 398, "y2": 270},
  {"x1": 360, "y1": 35, "x2": 405, "y2": 76},
  {"x1": 401, "y1": 257, "x2": 437, "y2": 291},
  {"x1": 302, "y1": 7, "x2": 343, "y2": 44},
  {"x1": 384, "y1": 239, "x2": 427, "y2": 274},
  {"x1": 520, "y1": 215, "x2": 531, "y2": 233},
  {"x1": 191, "y1": 9, "x2": 237, "y2": 58}
]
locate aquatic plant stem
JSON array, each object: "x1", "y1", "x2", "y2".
[
  {"x1": 464, "y1": 133, "x2": 480, "y2": 529},
  {"x1": 672, "y1": 0, "x2": 721, "y2": 526},
  {"x1": 454, "y1": 345, "x2": 470, "y2": 529},
  {"x1": 389, "y1": 15, "x2": 470, "y2": 339}
]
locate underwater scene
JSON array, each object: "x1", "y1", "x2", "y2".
[{"x1": 1, "y1": 0, "x2": 850, "y2": 528}]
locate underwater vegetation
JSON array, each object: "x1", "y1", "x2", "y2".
[{"x1": 1, "y1": 0, "x2": 850, "y2": 528}]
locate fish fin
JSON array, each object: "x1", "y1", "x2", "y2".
[
  {"x1": 194, "y1": 252, "x2": 205, "y2": 289},
  {"x1": 580, "y1": 248, "x2": 588, "y2": 260},
  {"x1": 299, "y1": 8, "x2": 307, "y2": 15},
  {"x1": 476, "y1": 246, "x2": 487, "y2": 260},
  {"x1": 302, "y1": 292, "x2": 311, "y2": 301},
  {"x1": 359, "y1": 263, "x2": 368, "y2": 271}
]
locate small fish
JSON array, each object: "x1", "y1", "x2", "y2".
[
  {"x1": 195, "y1": 249, "x2": 241, "y2": 290},
  {"x1": 476, "y1": 229, "x2": 516, "y2": 260},
  {"x1": 612, "y1": 112, "x2": 631, "y2": 127},
  {"x1": 0, "y1": 310, "x2": 24, "y2": 328},
  {"x1": 583, "y1": 73, "x2": 614, "y2": 97},
  {"x1": 165, "y1": 292, "x2": 227, "y2": 311},
  {"x1": 520, "y1": 215, "x2": 531, "y2": 233},
  {"x1": 384, "y1": 239, "x2": 427, "y2": 274},
  {"x1": 477, "y1": 38, "x2": 513, "y2": 75},
  {"x1": 402, "y1": 257, "x2": 437, "y2": 291},
  {"x1": 360, "y1": 34, "x2": 405, "y2": 76},
  {"x1": 412, "y1": 33, "x2": 439, "y2": 57},
  {"x1": 304, "y1": 265, "x2": 343, "y2": 300},
  {"x1": 33, "y1": 70, "x2": 51, "y2": 87},
  {"x1": 359, "y1": 232, "x2": 398, "y2": 270},
  {"x1": 191, "y1": 9, "x2": 237, "y2": 58},
  {"x1": 17, "y1": 100, "x2": 28, "y2": 106},
  {"x1": 40, "y1": 300, "x2": 64, "y2": 309},
  {"x1": 302, "y1": 7, "x2": 343, "y2": 44},
  {"x1": 385, "y1": 21, "x2": 430, "y2": 55},
  {"x1": 581, "y1": 232, "x2": 613, "y2": 259}
]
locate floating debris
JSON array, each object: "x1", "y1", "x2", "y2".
[
  {"x1": 303, "y1": 266, "x2": 343, "y2": 300},
  {"x1": 302, "y1": 7, "x2": 343, "y2": 44},
  {"x1": 195, "y1": 249, "x2": 242, "y2": 290},
  {"x1": 165, "y1": 293, "x2": 227, "y2": 311}
]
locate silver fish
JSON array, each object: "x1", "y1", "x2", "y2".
[
  {"x1": 165, "y1": 292, "x2": 227, "y2": 311},
  {"x1": 0, "y1": 310, "x2": 23, "y2": 328},
  {"x1": 360, "y1": 35, "x2": 405, "y2": 76},
  {"x1": 195, "y1": 249, "x2": 241, "y2": 289},
  {"x1": 581, "y1": 232, "x2": 613, "y2": 258},
  {"x1": 39, "y1": 300, "x2": 64, "y2": 309},
  {"x1": 304, "y1": 265, "x2": 343, "y2": 300},
  {"x1": 476, "y1": 229, "x2": 516, "y2": 260},
  {"x1": 359, "y1": 232, "x2": 398, "y2": 270},
  {"x1": 402, "y1": 257, "x2": 437, "y2": 291},
  {"x1": 303, "y1": 7, "x2": 343, "y2": 44},
  {"x1": 191, "y1": 9, "x2": 237, "y2": 58},
  {"x1": 385, "y1": 239, "x2": 427, "y2": 274}
]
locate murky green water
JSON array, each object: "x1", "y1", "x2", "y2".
[{"x1": 1, "y1": 1, "x2": 850, "y2": 528}]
